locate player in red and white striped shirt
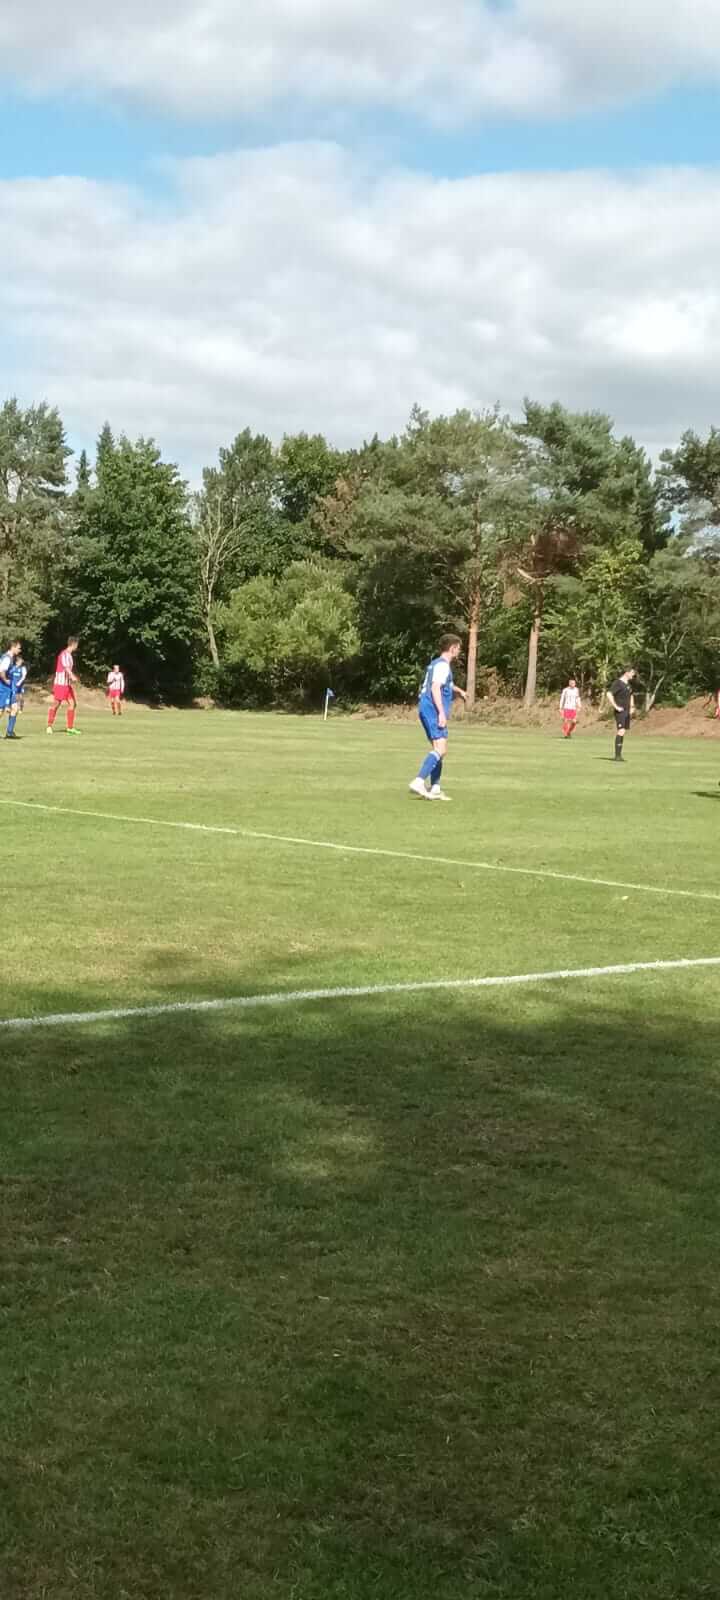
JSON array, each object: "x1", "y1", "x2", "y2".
[
  {"x1": 106, "y1": 666, "x2": 125, "y2": 716},
  {"x1": 559, "y1": 677, "x2": 581, "y2": 738},
  {"x1": 47, "y1": 636, "x2": 80, "y2": 735}
]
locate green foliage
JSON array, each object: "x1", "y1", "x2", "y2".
[
  {"x1": 0, "y1": 391, "x2": 717, "y2": 711},
  {"x1": 515, "y1": 402, "x2": 667, "y2": 701},
  {"x1": 544, "y1": 543, "x2": 646, "y2": 692},
  {"x1": 659, "y1": 427, "x2": 720, "y2": 525},
  {"x1": 217, "y1": 560, "x2": 360, "y2": 703},
  {"x1": 276, "y1": 431, "x2": 347, "y2": 524},
  {"x1": 71, "y1": 436, "x2": 198, "y2": 697},
  {"x1": 0, "y1": 397, "x2": 71, "y2": 650}
]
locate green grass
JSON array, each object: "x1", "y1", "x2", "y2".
[{"x1": 2, "y1": 704, "x2": 720, "y2": 1598}]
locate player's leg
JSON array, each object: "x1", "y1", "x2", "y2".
[
  {"x1": 66, "y1": 693, "x2": 80, "y2": 734},
  {"x1": 428, "y1": 737, "x2": 450, "y2": 799},
  {"x1": 5, "y1": 699, "x2": 19, "y2": 738},
  {"x1": 410, "y1": 713, "x2": 439, "y2": 797},
  {"x1": 614, "y1": 713, "x2": 626, "y2": 761}
]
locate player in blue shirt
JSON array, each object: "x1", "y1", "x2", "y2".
[
  {"x1": 409, "y1": 633, "x2": 466, "y2": 801},
  {"x1": 10, "y1": 658, "x2": 27, "y2": 721},
  {"x1": 0, "y1": 640, "x2": 22, "y2": 740}
]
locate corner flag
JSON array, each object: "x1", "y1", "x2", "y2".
[{"x1": 323, "y1": 687, "x2": 336, "y2": 721}]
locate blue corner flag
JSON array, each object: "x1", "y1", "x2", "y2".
[{"x1": 323, "y1": 687, "x2": 336, "y2": 720}]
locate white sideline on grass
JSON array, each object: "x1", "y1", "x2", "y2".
[
  {"x1": 1, "y1": 956, "x2": 720, "y2": 1032},
  {"x1": 1, "y1": 798, "x2": 720, "y2": 906}
]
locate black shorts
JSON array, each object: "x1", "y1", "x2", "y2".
[{"x1": 614, "y1": 711, "x2": 631, "y2": 732}]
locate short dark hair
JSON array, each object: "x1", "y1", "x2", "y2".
[
  {"x1": 67, "y1": 635, "x2": 79, "y2": 646},
  {"x1": 438, "y1": 633, "x2": 462, "y2": 654},
  {"x1": 622, "y1": 666, "x2": 635, "y2": 675}
]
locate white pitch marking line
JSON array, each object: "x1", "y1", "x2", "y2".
[
  {"x1": 2, "y1": 957, "x2": 720, "y2": 1033},
  {"x1": 2, "y1": 956, "x2": 719, "y2": 1032},
  {"x1": 1, "y1": 797, "x2": 719, "y2": 907}
]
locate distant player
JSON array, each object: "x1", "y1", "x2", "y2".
[
  {"x1": 409, "y1": 633, "x2": 466, "y2": 801},
  {"x1": 106, "y1": 665, "x2": 125, "y2": 716},
  {"x1": 12, "y1": 656, "x2": 27, "y2": 714},
  {"x1": 0, "y1": 640, "x2": 22, "y2": 741},
  {"x1": 47, "y1": 636, "x2": 81, "y2": 736},
  {"x1": 606, "y1": 667, "x2": 636, "y2": 763},
  {"x1": 559, "y1": 677, "x2": 581, "y2": 738}
]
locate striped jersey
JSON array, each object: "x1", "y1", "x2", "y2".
[
  {"x1": 54, "y1": 649, "x2": 74, "y2": 687},
  {"x1": 560, "y1": 686, "x2": 581, "y2": 712},
  {"x1": 107, "y1": 670, "x2": 125, "y2": 694}
]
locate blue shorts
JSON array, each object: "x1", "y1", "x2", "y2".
[
  {"x1": 0, "y1": 685, "x2": 14, "y2": 712},
  {"x1": 419, "y1": 707, "x2": 449, "y2": 744}
]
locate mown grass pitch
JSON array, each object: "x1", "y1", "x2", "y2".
[{"x1": 2, "y1": 705, "x2": 720, "y2": 1599}]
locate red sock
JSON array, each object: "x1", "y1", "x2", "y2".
[
  {"x1": 66, "y1": 702, "x2": 76, "y2": 730},
  {"x1": 47, "y1": 703, "x2": 58, "y2": 727}
]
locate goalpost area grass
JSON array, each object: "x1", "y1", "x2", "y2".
[{"x1": 2, "y1": 706, "x2": 720, "y2": 1599}]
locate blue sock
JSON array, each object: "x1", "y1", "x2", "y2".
[
  {"x1": 6, "y1": 713, "x2": 17, "y2": 735},
  {"x1": 431, "y1": 757, "x2": 443, "y2": 788},
  {"x1": 418, "y1": 753, "x2": 436, "y2": 782}
]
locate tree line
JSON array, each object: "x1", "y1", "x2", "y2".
[{"x1": 2, "y1": 394, "x2": 720, "y2": 709}]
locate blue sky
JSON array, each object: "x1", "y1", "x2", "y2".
[
  {"x1": 3, "y1": 85, "x2": 720, "y2": 186},
  {"x1": 2, "y1": 0, "x2": 720, "y2": 477}
]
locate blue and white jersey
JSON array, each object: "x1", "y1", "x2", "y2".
[
  {"x1": 10, "y1": 664, "x2": 26, "y2": 695},
  {"x1": 419, "y1": 656, "x2": 454, "y2": 719},
  {"x1": 0, "y1": 651, "x2": 14, "y2": 685}
]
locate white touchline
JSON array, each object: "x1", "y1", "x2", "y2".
[
  {"x1": 1, "y1": 797, "x2": 719, "y2": 906},
  {"x1": 1, "y1": 957, "x2": 719, "y2": 1033}
]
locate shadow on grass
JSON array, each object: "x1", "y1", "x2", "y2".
[{"x1": 1, "y1": 978, "x2": 720, "y2": 1600}]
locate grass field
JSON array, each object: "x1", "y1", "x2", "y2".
[{"x1": 2, "y1": 703, "x2": 720, "y2": 1599}]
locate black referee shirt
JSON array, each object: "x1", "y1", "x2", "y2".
[{"x1": 610, "y1": 677, "x2": 632, "y2": 711}]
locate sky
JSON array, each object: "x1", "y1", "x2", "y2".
[{"x1": 2, "y1": 0, "x2": 720, "y2": 480}]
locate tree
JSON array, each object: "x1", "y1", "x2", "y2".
[
  {"x1": 217, "y1": 561, "x2": 360, "y2": 702},
  {"x1": 194, "y1": 429, "x2": 315, "y2": 670},
  {"x1": 638, "y1": 540, "x2": 720, "y2": 708},
  {"x1": 517, "y1": 402, "x2": 664, "y2": 706},
  {"x1": 544, "y1": 543, "x2": 646, "y2": 697},
  {"x1": 659, "y1": 428, "x2": 720, "y2": 530},
  {"x1": 0, "y1": 397, "x2": 71, "y2": 649},
  {"x1": 391, "y1": 408, "x2": 533, "y2": 709},
  {"x1": 96, "y1": 422, "x2": 115, "y2": 484},
  {"x1": 76, "y1": 449, "x2": 92, "y2": 494},
  {"x1": 72, "y1": 435, "x2": 198, "y2": 697},
  {"x1": 276, "y1": 432, "x2": 347, "y2": 524},
  {"x1": 317, "y1": 407, "x2": 531, "y2": 706}
]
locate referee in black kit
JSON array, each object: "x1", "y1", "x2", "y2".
[{"x1": 606, "y1": 668, "x2": 636, "y2": 762}]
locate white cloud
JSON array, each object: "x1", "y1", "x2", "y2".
[
  {"x1": 2, "y1": 146, "x2": 720, "y2": 477},
  {"x1": 1, "y1": 0, "x2": 720, "y2": 121}
]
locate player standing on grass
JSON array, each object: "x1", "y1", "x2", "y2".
[
  {"x1": 47, "y1": 636, "x2": 81, "y2": 736},
  {"x1": 409, "y1": 633, "x2": 466, "y2": 801},
  {"x1": 559, "y1": 677, "x2": 581, "y2": 738},
  {"x1": 11, "y1": 656, "x2": 27, "y2": 715},
  {"x1": 606, "y1": 667, "x2": 636, "y2": 763},
  {"x1": 106, "y1": 665, "x2": 125, "y2": 716},
  {"x1": 0, "y1": 640, "x2": 22, "y2": 740}
]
